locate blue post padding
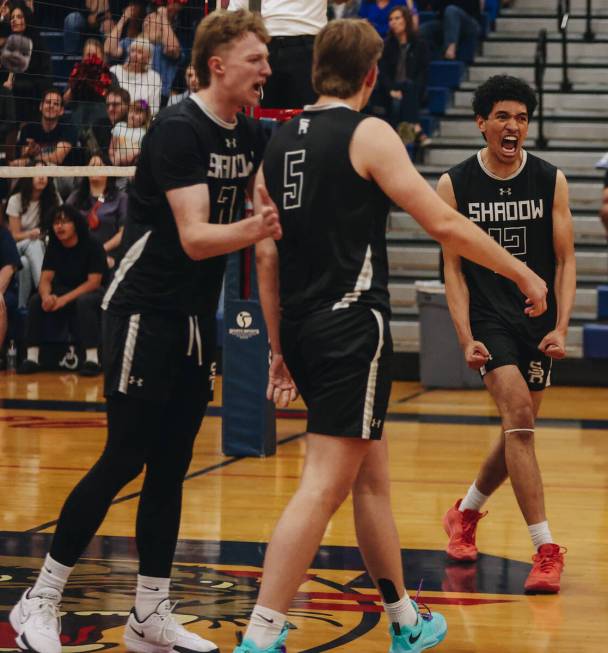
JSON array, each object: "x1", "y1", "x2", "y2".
[
  {"x1": 427, "y1": 86, "x2": 451, "y2": 115},
  {"x1": 429, "y1": 61, "x2": 465, "y2": 89},
  {"x1": 583, "y1": 323, "x2": 608, "y2": 359},
  {"x1": 221, "y1": 251, "x2": 276, "y2": 457},
  {"x1": 597, "y1": 286, "x2": 608, "y2": 320}
]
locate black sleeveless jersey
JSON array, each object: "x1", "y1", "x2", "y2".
[
  {"x1": 263, "y1": 106, "x2": 391, "y2": 320},
  {"x1": 448, "y1": 150, "x2": 558, "y2": 343},
  {"x1": 103, "y1": 95, "x2": 264, "y2": 317}
]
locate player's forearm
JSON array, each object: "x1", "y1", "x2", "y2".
[
  {"x1": 438, "y1": 210, "x2": 529, "y2": 289},
  {"x1": 444, "y1": 266, "x2": 475, "y2": 348},
  {"x1": 554, "y1": 255, "x2": 576, "y2": 334},
  {"x1": 181, "y1": 215, "x2": 267, "y2": 261},
  {"x1": 256, "y1": 245, "x2": 282, "y2": 355}
]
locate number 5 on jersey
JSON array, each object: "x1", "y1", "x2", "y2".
[{"x1": 284, "y1": 150, "x2": 306, "y2": 210}]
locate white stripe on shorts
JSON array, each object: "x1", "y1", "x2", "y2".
[
  {"x1": 118, "y1": 314, "x2": 141, "y2": 394},
  {"x1": 102, "y1": 231, "x2": 152, "y2": 311},
  {"x1": 362, "y1": 309, "x2": 384, "y2": 439}
]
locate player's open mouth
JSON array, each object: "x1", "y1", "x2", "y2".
[
  {"x1": 253, "y1": 83, "x2": 263, "y2": 97},
  {"x1": 501, "y1": 135, "x2": 518, "y2": 154}
]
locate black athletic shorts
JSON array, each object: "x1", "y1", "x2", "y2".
[
  {"x1": 102, "y1": 311, "x2": 217, "y2": 403},
  {"x1": 472, "y1": 318, "x2": 552, "y2": 391},
  {"x1": 281, "y1": 307, "x2": 393, "y2": 439}
]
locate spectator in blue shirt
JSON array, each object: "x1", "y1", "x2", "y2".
[{"x1": 359, "y1": 0, "x2": 418, "y2": 38}]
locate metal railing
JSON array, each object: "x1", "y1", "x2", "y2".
[
  {"x1": 534, "y1": 28, "x2": 548, "y2": 148},
  {"x1": 557, "y1": 0, "x2": 573, "y2": 91},
  {"x1": 584, "y1": 0, "x2": 595, "y2": 41}
]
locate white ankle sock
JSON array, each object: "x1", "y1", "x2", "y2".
[
  {"x1": 32, "y1": 554, "x2": 72, "y2": 596},
  {"x1": 27, "y1": 347, "x2": 39, "y2": 364},
  {"x1": 528, "y1": 521, "x2": 553, "y2": 550},
  {"x1": 85, "y1": 348, "x2": 99, "y2": 364},
  {"x1": 460, "y1": 483, "x2": 489, "y2": 512},
  {"x1": 244, "y1": 605, "x2": 287, "y2": 649},
  {"x1": 135, "y1": 575, "x2": 170, "y2": 620},
  {"x1": 384, "y1": 593, "x2": 418, "y2": 630}
]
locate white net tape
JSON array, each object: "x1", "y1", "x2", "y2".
[{"x1": 0, "y1": 165, "x2": 136, "y2": 178}]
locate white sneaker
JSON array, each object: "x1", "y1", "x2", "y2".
[
  {"x1": 124, "y1": 599, "x2": 219, "y2": 653},
  {"x1": 9, "y1": 587, "x2": 62, "y2": 653}
]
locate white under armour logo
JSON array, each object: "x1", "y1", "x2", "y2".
[
  {"x1": 225, "y1": 138, "x2": 237, "y2": 148},
  {"x1": 499, "y1": 187, "x2": 512, "y2": 196},
  {"x1": 129, "y1": 376, "x2": 144, "y2": 387},
  {"x1": 371, "y1": 418, "x2": 383, "y2": 429}
]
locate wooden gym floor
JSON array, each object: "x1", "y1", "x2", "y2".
[{"x1": 0, "y1": 372, "x2": 607, "y2": 652}]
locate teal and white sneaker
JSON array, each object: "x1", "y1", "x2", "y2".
[
  {"x1": 233, "y1": 623, "x2": 290, "y2": 653},
  {"x1": 389, "y1": 600, "x2": 447, "y2": 652}
]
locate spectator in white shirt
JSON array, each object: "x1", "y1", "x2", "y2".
[
  {"x1": 110, "y1": 38, "x2": 161, "y2": 116},
  {"x1": 226, "y1": 0, "x2": 349, "y2": 108}
]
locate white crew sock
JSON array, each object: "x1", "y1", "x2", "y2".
[
  {"x1": 32, "y1": 554, "x2": 73, "y2": 596},
  {"x1": 460, "y1": 482, "x2": 489, "y2": 512},
  {"x1": 26, "y1": 346, "x2": 39, "y2": 364},
  {"x1": 85, "y1": 348, "x2": 99, "y2": 364},
  {"x1": 244, "y1": 605, "x2": 287, "y2": 649},
  {"x1": 384, "y1": 593, "x2": 418, "y2": 630},
  {"x1": 528, "y1": 521, "x2": 553, "y2": 550},
  {"x1": 135, "y1": 575, "x2": 170, "y2": 620}
]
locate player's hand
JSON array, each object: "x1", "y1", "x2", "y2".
[
  {"x1": 518, "y1": 269, "x2": 547, "y2": 317},
  {"x1": 256, "y1": 185, "x2": 282, "y2": 241},
  {"x1": 464, "y1": 340, "x2": 490, "y2": 370},
  {"x1": 266, "y1": 353, "x2": 298, "y2": 408},
  {"x1": 538, "y1": 329, "x2": 566, "y2": 359}
]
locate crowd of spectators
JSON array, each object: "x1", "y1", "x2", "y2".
[{"x1": 0, "y1": 0, "x2": 601, "y2": 374}]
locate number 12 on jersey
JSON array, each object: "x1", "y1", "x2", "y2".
[
  {"x1": 488, "y1": 226, "x2": 527, "y2": 258},
  {"x1": 284, "y1": 150, "x2": 306, "y2": 210}
]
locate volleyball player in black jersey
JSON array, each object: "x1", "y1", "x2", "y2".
[
  {"x1": 234, "y1": 22, "x2": 548, "y2": 653},
  {"x1": 10, "y1": 10, "x2": 280, "y2": 653},
  {"x1": 439, "y1": 76, "x2": 576, "y2": 594}
]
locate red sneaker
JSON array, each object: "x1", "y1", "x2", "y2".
[
  {"x1": 524, "y1": 543, "x2": 566, "y2": 594},
  {"x1": 443, "y1": 499, "x2": 487, "y2": 561}
]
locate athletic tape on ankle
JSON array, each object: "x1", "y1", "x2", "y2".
[{"x1": 504, "y1": 428, "x2": 535, "y2": 435}]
